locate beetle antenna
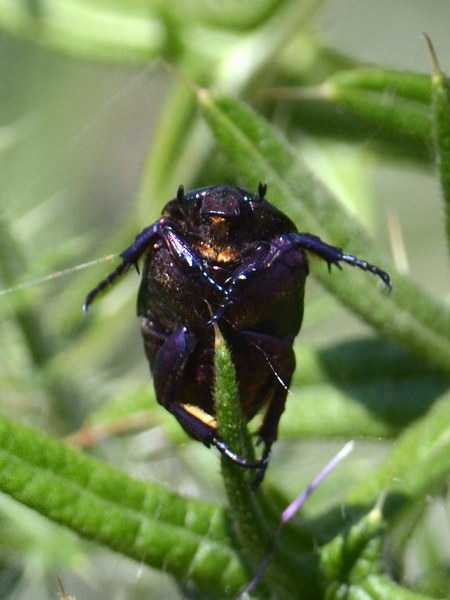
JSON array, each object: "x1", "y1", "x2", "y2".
[
  {"x1": 258, "y1": 182, "x2": 267, "y2": 200},
  {"x1": 177, "y1": 185, "x2": 184, "y2": 202}
]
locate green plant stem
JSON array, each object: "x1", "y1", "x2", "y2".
[
  {"x1": 425, "y1": 35, "x2": 450, "y2": 258},
  {"x1": 214, "y1": 328, "x2": 316, "y2": 599}
]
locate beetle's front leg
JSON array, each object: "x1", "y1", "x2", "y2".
[
  {"x1": 83, "y1": 220, "x2": 171, "y2": 312},
  {"x1": 162, "y1": 226, "x2": 228, "y2": 297},
  {"x1": 208, "y1": 242, "x2": 271, "y2": 325},
  {"x1": 84, "y1": 218, "x2": 228, "y2": 312},
  {"x1": 287, "y1": 233, "x2": 392, "y2": 289}
]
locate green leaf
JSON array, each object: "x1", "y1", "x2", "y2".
[
  {"x1": 321, "y1": 507, "x2": 443, "y2": 599},
  {"x1": 321, "y1": 506, "x2": 385, "y2": 594},
  {"x1": 425, "y1": 35, "x2": 450, "y2": 257},
  {"x1": 347, "y1": 389, "x2": 450, "y2": 518},
  {"x1": 0, "y1": 415, "x2": 249, "y2": 598},
  {"x1": 174, "y1": 0, "x2": 289, "y2": 31},
  {"x1": 280, "y1": 339, "x2": 450, "y2": 439},
  {"x1": 0, "y1": 0, "x2": 164, "y2": 63},
  {"x1": 328, "y1": 72, "x2": 431, "y2": 157},
  {"x1": 358, "y1": 575, "x2": 445, "y2": 600},
  {"x1": 277, "y1": 68, "x2": 432, "y2": 162},
  {"x1": 137, "y1": 80, "x2": 206, "y2": 221},
  {"x1": 328, "y1": 68, "x2": 432, "y2": 105},
  {"x1": 197, "y1": 89, "x2": 450, "y2": 374}
]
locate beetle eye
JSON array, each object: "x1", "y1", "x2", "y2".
[
  {"x1": 177, "y1": 185, "x2": 185, "y2": 202},
  {"x1": 258, "y1": 182, "x2": 267, "y2": 200},
  {"x1": 194, "y1": 193, "x2": 203, "y2": 210}
]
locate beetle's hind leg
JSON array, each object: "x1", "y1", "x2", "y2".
[
  {"x1": 169, "y1": 404, "x2": 269, "y2": 473},
  {"x1": 211, "y1": 437, "x2": 269, "y2": 471},
  {"x1": 168, "y1": 403, "x2": 269, "y2": 478}
]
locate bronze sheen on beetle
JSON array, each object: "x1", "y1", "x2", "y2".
[{"x1": 84, "y1": 184, "x2": 392, "y2": 486}]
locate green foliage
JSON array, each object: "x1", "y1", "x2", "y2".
[
  {"x1": 0, "y1": 415, "x2": 247, "y2": 598},
  {"x1": 1, "y1": 1, "x2": 450, "y2": 599},
  {"x1": 426, "y1": 35, "x2": 450, "y2": 257}
]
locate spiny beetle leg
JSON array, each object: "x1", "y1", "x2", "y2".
[
  {"x1": 211, "y1": 436, "x2": 270, "y2": 490},
  {"x1": 130, "y1": 221, "x2": 228, "y2": 295},
  {"x1": 206, "y1": 287, "x2": 239, "y2": 326},
  {"x1": 119, "y1": 222, "x2": 167, "y2": 264},
  {"x1": 83, "y1": 221, "x2": 166, "y2": 312},
  {"x1": 287, "y1": 232, "x2": 392, "y2": 290},
  {"x1": 83, "y1": 261, "x2": 132, "y2": 312},
  {"x1": 211, "y1": 437, "x2": 269, "y2": 469},
  {"x1": 161, "y1": 225, "x2": 228, "y2": 296},
  {"x1": 341, "y1": 253, "x2": 392, "y2": 289},
  {"x1": 207, "y1": 242, "x2": 271, "y2": 326},
  {"x1": 168, "y1": 404, "x2": 269, "y2": 481},
  {"x1": 84, "y1": 217, "x2": 228, "y2": 312},
  {"x1": 250, "y1": 444, "x2": 271, "y2": 490}
]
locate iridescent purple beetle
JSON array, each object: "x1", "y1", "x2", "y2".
[{"x1": 84, "y1": 184, "x2": 391, "y2": 485}]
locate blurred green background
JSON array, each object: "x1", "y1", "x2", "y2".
[{"x1": 1, "y1": 1, "x2": 450, "y2": 599}]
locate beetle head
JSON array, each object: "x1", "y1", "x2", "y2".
[
  {"x1": 164, "y1": 184, "x2": 257, "y2": 244},
  {"x1": 197, "y1": 185, "x2": 252, "y2": 244},
  {"x1": 163, "y1": 183, "x2": 297, "y2": 252}
]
